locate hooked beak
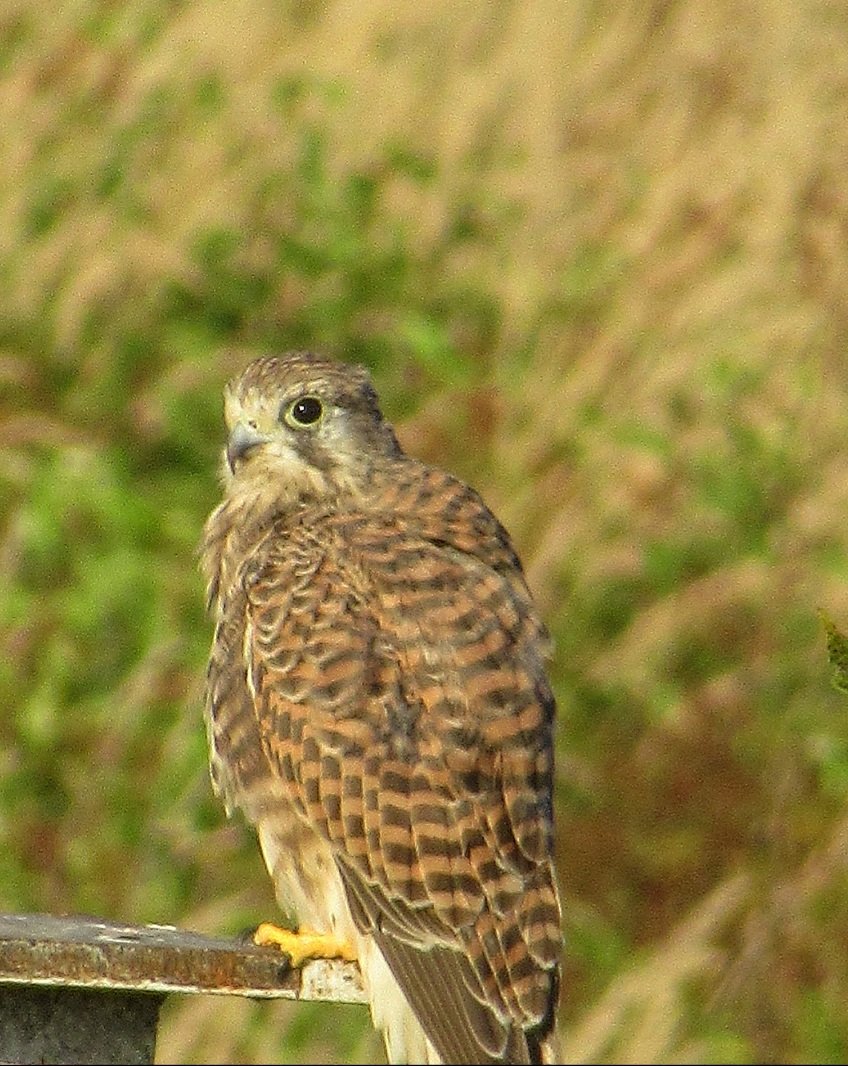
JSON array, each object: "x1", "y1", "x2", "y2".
[{"x1": 226, "y1": 421, "x2": 269, "y2": 473}]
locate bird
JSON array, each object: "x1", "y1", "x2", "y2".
[{"x1": 200, "y1": 351, "x2": 563, "y2": 1064}]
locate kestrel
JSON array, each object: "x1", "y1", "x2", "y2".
[{"x1": 200, "y1": 352, "x2": 563, "y2": 1064}]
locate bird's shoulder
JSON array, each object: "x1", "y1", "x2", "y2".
[{"x1": 242, "y1": 457, "x2": 527, "y2": 596}]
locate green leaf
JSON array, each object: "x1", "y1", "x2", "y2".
[{"x1": 820, "y1": 609, "x2": 848, "y2": 695}]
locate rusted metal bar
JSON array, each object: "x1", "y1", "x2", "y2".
[{"x1": 0, "y1": 912, "x2": 366, "y2": 1064}]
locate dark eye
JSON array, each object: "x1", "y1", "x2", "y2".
[{"x1": 284, "y1": 395, "x2": 323, "y2": 428}]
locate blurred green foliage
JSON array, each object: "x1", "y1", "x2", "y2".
[{"x1": 3, "y1": 2, "x2": 848, "y2": 1064}]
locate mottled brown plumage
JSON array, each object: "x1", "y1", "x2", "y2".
[{"x1": 201, "y1": 351, "x2": 563, "y2": 1064}]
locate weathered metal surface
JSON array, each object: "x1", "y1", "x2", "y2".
[
  {"x1": 0, "y1": 984, "x2": 163, "y2": 1065},
  {"x1": 0, "y1": 912, "x2": 366, "y2": 1002},
  {"x1": 0, "y1": 913, "x2": 367, "y2": 1063}
]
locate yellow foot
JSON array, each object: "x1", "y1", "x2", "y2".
[{"x1": 253, "y1": 922, "x2": 358, "y2": 967}]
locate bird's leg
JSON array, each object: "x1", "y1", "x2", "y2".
[{"x1": 253, "y1": 922, "x2": 358, "y2": 966}]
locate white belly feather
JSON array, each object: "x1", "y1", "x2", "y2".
[{"x1": 256, "y1": 819, "x2": 441, "y2": 1064}]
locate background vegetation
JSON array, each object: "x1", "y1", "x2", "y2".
[{"x1": 2, "y1": 1, "x2": 848, "y2": 1062}]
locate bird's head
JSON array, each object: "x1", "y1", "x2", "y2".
[{"x1": 219, "y1": 351, "x2": 402, "y2": 502}]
